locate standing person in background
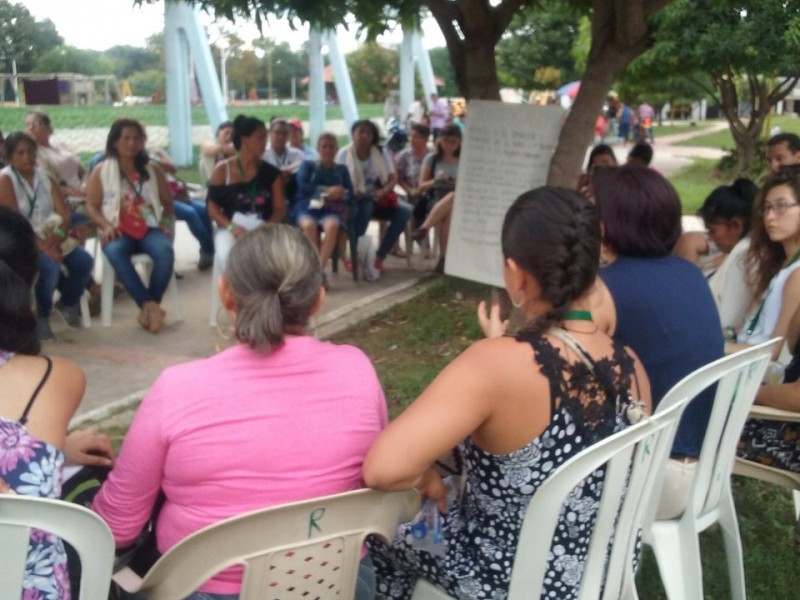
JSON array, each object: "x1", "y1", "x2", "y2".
[
  {"x1": 206, "y1": 115, "x2": 285, "y2": 275},
  {"x1": 766, "y1": 133, "x2": 800, "y2": 173},
  {"x1": 429, "y1": 93, "x2": 449, "y2": 140},
  {"x1": 636, "y1": 101, "x2": 655, "y2": 143},
  {"x1": 85, "y1": 119, "x2": 176, "y2": 334},
  {"x1": 407, "y1": 94, "x2": 426, "y2": 127},
  {"x1": 287, "y1": 118, "x2": 319, "y2": 161},
  {"x1": 199, "y1": 121, "x2": 235, "y2": 183},
  {"x1": 0, "y1": 132, "x2": 94, "y2": 340},
  {"x1": 618, "y1": 102, "x2": 632, "y2": 143}
]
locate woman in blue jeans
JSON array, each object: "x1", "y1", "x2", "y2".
[
  {"x1": 86, "y1": 119, "x2": 175, "y2": 333},
  {"x1": 0, "y1": 131, "x2": 93, "y2": 340}
]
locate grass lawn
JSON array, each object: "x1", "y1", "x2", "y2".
[
  {"x1": 667, "y1": 158, "x2": 726, "y2": 215},
  {"x1": 0, "y1": 103, "x2": 385, "y2": 134},
  {"x1": 675, "y1": 114, "x2": 800, "y2": 150}
]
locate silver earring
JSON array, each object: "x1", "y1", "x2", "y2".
[
  {"x1": 511, "y1": 296, "x2": 523, "y2": 309},
  {"x1": 215, "y1": 306, "x2": 235, "y2": 340}
]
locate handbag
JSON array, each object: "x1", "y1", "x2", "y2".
[
  {"x1": 376, "y1": 190, "x2": 399, "y2": 209},
  {"x1": 117, "y1": 204, "x2": 150, "y2": 240}
]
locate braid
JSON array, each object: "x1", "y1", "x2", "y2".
[{"x1": 504, "y1": 188, "x2": 600, "y2": 336}]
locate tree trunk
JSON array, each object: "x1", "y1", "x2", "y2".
[
  {"x1": 460, "y1": 35, "x2": 502, "y2": 100},
  {"x1": 547, "y1": 0, "x2": 674, "y2": 187}
]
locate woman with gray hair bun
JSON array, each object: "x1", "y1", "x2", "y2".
[{"x1": 93, "y1": 224, "x2": 387, "y2": 600}]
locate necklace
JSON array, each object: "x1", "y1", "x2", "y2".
[
  {"x1": 562, "y1": 309, "x2": 593, "y2": 321},
  {"x1": 11, "y1": 168, "x2": 39, "y2": 218},
  {"x1": 560, "y1": 309, "x2": 597, "y2": 333}
]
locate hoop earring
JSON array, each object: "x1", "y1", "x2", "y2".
[
  {"x1": 511, "y1": 296, "x2": 523, "y2": 309},
  {"x1": 215, "y1": 306, "x2": 235, "y2": 340}
]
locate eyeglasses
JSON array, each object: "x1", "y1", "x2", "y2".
[{"x1": 759, "y1": 201, "x2": 800, "y2": 216}]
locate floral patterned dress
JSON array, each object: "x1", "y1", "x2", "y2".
[
  {"x1": 369, "y1": 333, "x2": 637, "y2": 600},
  {"x1": 0, "y1": 350, "x2": 70, "y2": 600}
]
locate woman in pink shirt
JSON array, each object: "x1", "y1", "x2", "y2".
[{"x1": 93, "y1": 224, "x2": 387, "y2": 599}]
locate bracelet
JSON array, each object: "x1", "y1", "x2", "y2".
[
  {"x1": 53, "y1": 226, "x2": 67, "y2": 239},
  {"x1": 227, "y1": 223, "x2": 236, "y2": 232}
]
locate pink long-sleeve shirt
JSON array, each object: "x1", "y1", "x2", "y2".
[{"x1": 93, "y1": 336, "x2": 387, "y2": 594}]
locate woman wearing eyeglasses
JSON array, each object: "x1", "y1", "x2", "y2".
[{"x1": 729, "y1": 168, "x2": 800, "y2": 362}]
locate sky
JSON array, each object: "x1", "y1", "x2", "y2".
[{"x1": 22, "y1": 0, "x2": 446, "y2": 54}]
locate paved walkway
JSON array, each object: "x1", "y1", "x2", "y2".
[{"x1": 61, "y1": 118, "x2": 728, "y2": 428}]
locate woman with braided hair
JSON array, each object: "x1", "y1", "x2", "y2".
[
  {"x1": 364, "y1": 187, "x2": 651, "y2": 599},
  {"x1": 591, "y1": 164, "x2": 724, "y2": 520}
]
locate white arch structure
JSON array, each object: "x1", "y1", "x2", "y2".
[{"x1": 163, "y1": 1, "x2": 436, "y2": 165}]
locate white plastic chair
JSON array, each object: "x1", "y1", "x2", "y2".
[
  {"x1": 645, "y1": 338, "x2": 779, "y2": 600},
  {"x1": 0, "y1": 495, "x2": 115, "y2": 599},
  {"x1": 413, "y1": 402, "x2": 686, "y2": 600},
  {"x1": 101, "y1": 253, "x2": 183, "y2": 328},
  {"x1": 114, "y1": 488, "x2": 419, "y2": 600}
]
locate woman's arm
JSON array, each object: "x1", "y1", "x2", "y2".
[
  {"x1": 418, "y1": 157, "x2": 435, "y2": 193},
  {"x1": 49, "y1": 176, "x2": 72, "y2": 231},
  {"x1": 152, "y1": 165, "x2": 175, "y2": 236},
  {"x1": 363, "y1": 341, "x2": 499, "y2": 503},
  {"x1": 91, "y1": 380, "x2": 170, "y2": 547},
  {"x1": 0, "y1": 174, "x2": 17, "y2": 210},
  {"x1": 268, "y1": 175, "x2": 286, "y2": 224},
  {"x1": 294, "y1": 160, "x2": 316, "y2": 205},
  {"x1": 85, "y1": 167, "x2": 119, "y2": 244},
  {"x1": 755, "y1": 381, "x2": 800, "y2": 412}
]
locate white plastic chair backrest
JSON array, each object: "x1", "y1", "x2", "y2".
[
  {"x1": 0, "y1": 495, "x2": 115, "y2": 598},
  {"x1": 136, "y1": 488, "x2": 419, "y2": 600},
  {"x1": 655, "y1": 338, "x2": 778, "y2": 520},
  {"x1": 508, "y1": 401, "x2": 686, "y2": 600}
]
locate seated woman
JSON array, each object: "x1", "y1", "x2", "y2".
[
  {"x1": 0, "y1": 206, "x2": 113, "y2": 599},
  {"x1": 85, "y1": 119, "x2": 175, "y2": 334},
  {"x1": 293, "y1": 132, "x2": 354, "y2": 284},
  {"x1": 591, "y1": 165, "x2": 724, "y2": 519},
  {"x1": 336, "y1": 119, "x2": 412, "y2": 273},
  {"x1": 395, "y1": 123, "x2": 432, "y2": 232},
  {"x1": 206, "y1": 115, "x2": 285, "y2": 275},
  {"x1": 675, "y1": 179, "x2": 758, "y2": 336},
  {"x1": 729, "y1": 169, "x2": 800, "y2": 362},
  {"x1": 92, "y1": 224, "x2": 386, "y2": 600},
  {"x1": 0, "y1": 131, "x2": 94, "y2": 340},
  {"x1": 364, "y1": 188, "x2": 650, "y2": 599},
  {"x1": 411, "y1": 124, "x2": 461, "y2": 273}
]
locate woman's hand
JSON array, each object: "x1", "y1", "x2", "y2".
[
  {"x1": 417, "y1": 467, "x2": 448, "y2": 513},
  {"x1": 100, "y1": 225, "x2": 119, "y2": 245},
  {"x1": 326, "y1": 185, "x2": 346, "y2": 202},
  {"x1": 64, "y1": 428, "x2": 115, "y2": 467},
  {"x1": 477, "y1": 300, "x2": 509, "y2": 338},
  {"x1": 38, "y1": 235, "x2": 63, "y2": 262}
]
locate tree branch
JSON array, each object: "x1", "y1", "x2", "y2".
[{"x1": 491, "y1": 0, "x2": 528, "y2": 38}]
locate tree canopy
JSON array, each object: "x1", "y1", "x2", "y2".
[
  {"x1": 0, "y1": 0, "x2": 63, "y2": 72},
  {"x1": 633, "y1": 0, "x2": 800, "y2": 174}
]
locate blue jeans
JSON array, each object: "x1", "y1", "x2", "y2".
[
  {"x1": 354, "y1": 198, "x2": 412, "y2": 260},
  {"x1": 102, "y1": 229, "x2": 174, "y2": 307},
  {"x1": 175, "y1": 200, "x2": 214, "y2": 256},
  {"x1": 373, "y1": 201, "x2": 412, "y2": 259},
  {"x1": 36, "y1": 246, "x2": 94, "y2": 318}
]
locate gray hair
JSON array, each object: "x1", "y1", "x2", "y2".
[{"x1": 226, "y1": 224, "x2": 322, "y2": 353}]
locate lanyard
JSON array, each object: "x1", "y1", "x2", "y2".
[
  {"x1": 122, "y1": 173, "x2": 144, "y2": 200},
  {"x1": 746, "y1": 247, "x2": 800, "y2": 335},
  {"x1": 236, "y1": 157, "x2": 258, "y2": 212},
  {"x1": 562, "y1": 310, "x2": 592, "y2": 322},
  {"x1": 11, "y1": 168, "x2": 39, "y2": 218}
]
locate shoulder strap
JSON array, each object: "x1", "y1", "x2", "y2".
[{"x1": 19, "y1": 356, "x2": 53, "y2": 426}]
